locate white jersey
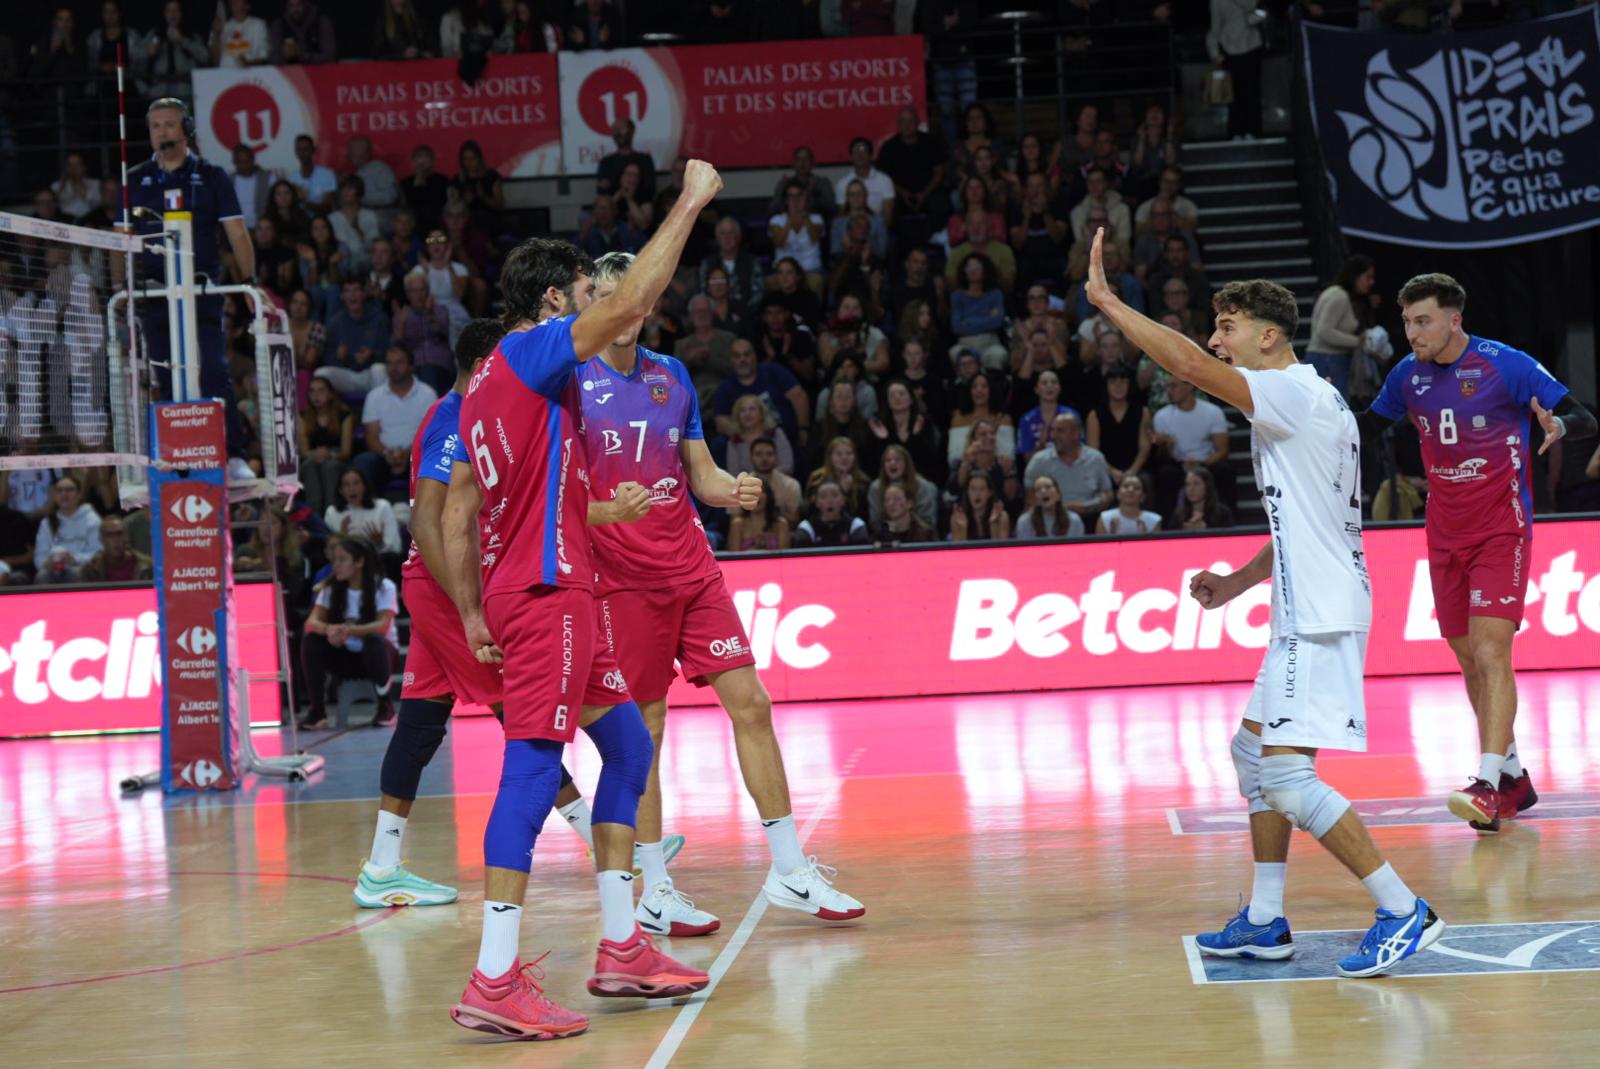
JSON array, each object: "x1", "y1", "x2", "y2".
[{"x1": 1239, "y1": 363, "x2": 1372, "y2": 638}]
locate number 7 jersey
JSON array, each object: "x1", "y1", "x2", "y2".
[
  {"x1": 1371, "y1": 336, "x2": 1567, "y2": 547},
  {"x1": 575, "y1": 348, "x2": 718, "y2": 594}
]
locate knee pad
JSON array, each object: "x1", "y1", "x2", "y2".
[
  {"x1": 379, "y1": 699, "x2": 450, "y2": 801},
  {"x1": 1260, "y1": 754, "x2": 1350, "y2": 839},
  {"x1": 583, "y1": 701, "x2": 654, "y2": 827},
  {"x1": 483, "y1": 738, "x2": 564, "y2": 872},
  {"x1": 1230, "y1": 726, "x2": 1272, "y2": 816}
]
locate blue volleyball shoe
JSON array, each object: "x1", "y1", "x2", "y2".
[
  {"x1": 1336, "y1": 898, "x2": 1444, "y2": 978},
  {"x1": 1195, "y1": 903, "x2": 1296, "y2": 960}
]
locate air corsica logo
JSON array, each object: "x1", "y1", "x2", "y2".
[{"x1": 1334, "y1": 35, "x2": 1595, "y2": 224}]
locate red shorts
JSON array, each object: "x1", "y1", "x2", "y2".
[
  {"x1": 400, "y1": 572, "x2": 505, "y2": 705},
  {"x1": 484, "y1": 586, "x2": 630, "y2": 742},
  {"x1": 601, "y1": 571, "x2": 755, "y2": 701},
  {"x1": 1428, "y1": 534, "x2": 1531, "y2": 640}
]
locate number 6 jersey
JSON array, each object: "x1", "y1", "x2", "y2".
[
  {"x1": 454, "y1": 317, "x2": 594, "y2": 600},
  {"x1": 1371, "y1": 336, "x2": 1568, "y2": 548}
]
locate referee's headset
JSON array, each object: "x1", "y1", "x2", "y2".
[{"x1": 147, "y1": 97, "x2": 198, "y2": 154}]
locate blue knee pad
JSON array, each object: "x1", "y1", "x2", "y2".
[
  {"x1": 483, "y1": 738, "x2": 565, "y2": 872},
  {"x1": 379, "y1": 699, "x2": 451, "y2": 802},
  {"x1": 1260, "y1": 754, "x2": 1350, "y2": 839},
  {"x1": 582, "y1": 701, "x2": 653, "y2": 827}
]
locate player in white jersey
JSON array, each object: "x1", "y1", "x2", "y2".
[{"x1": 1086, "y1": 229, "x2": 1444, "y2": 978}]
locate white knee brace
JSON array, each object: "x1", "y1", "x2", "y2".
[
  {"x1": 1230, "y1": 726, "x2": 1272, "y2": 815},
  {"x1": 1260, "y1": 754, "x2": 1350, "y2": 839}
]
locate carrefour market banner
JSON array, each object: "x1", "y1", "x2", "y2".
[
  {"x1": 1304, "y1": 8, "x2": 1600, "y2": 248},
  {"x1": 558, "y1": 35, "x2": 923, "y2": 171},
  {"x1": 193, "y1": 55, "x2": 562, "y2": 178}
]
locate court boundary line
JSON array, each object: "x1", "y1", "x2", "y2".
[
  {"x1": 1184, "y1": 918, "x2": 1600, "y2": 985},
  {"x1": 642, "y1": 747, "x2": 866, "y2": 1069},
  {"x1": 0, "y1": 900, "x2": 400, "y2": 995}
]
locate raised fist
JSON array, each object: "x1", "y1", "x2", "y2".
[{"x1": 683, "y1": 159, "x2": 724, "y2": 206}]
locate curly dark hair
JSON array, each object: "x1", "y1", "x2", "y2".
[
  {"x1": 499, "y1": 237, "x2": 595, "y2": 327},
  {"x1": 1212, "y1": 279, "x2": 1299, "y2": 338}
]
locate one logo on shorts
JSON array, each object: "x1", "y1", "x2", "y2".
[
  {"x1": 1499, "y1": 596, "x2": 1517, "y2": 605},
  {"x1": 650, "y1": 383, "x2": 670, "y2": 406},
  {"x1": 601, "y1": 670, "x2": 627, "y2": 692},
  {"x1": 1268, "y1": 717, "x2": 1293, "y2": 729},
  {"x1": 1346, "y1": 717, "x2": 1367, "y2": 739},
  {"x1": 1471, "y1": 589, "x2": 1491, "y2": 608},
  {"x1": 709, "y1": 636, "x2": 747, "y2": 659},
  {"x1": 553, "y1": 704, "x2": 569, "y2": 731}
]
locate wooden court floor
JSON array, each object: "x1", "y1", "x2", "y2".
[{"x1": 4, "y1": 670, "x2": 1600, "y2": 1067}]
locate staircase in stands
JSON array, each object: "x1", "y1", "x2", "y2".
[{"x1": 1181, "y1": 136, "x2": 1321, "y2": 525}]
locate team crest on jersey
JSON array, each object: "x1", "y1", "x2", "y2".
[
  {"x1": 1461, "y1": 379, "x2": 1477, "y2": 397},
  {"x1": 650, "y1": 383, "x2": 670, "y2": 406}
]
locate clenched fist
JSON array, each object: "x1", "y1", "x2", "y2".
[
  {"x1": 612, "y1": 480, "x2": 651, "y2": 522},
  {"x1": 683, "y1": 159, "x2": 724, "y2": 206},
  {"x1": 733, "y1": 471, "x2": 764, "y2": 511}
]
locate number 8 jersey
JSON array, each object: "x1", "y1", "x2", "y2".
[
  {"x1": 455, "y1": 317, "x2": 594, "y2": 599},
  {"x1": 1371, "y1": 336, "x2": 1568, "y2": 548}
]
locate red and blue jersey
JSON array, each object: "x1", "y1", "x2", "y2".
[
  {"x1": 458, "y1": 317, "x2": 592, "y2": 598},
  {"x1": 575, "y1": 348, "x2": 717, "y2": 594},
  {"x1": 1372, "y1": 336, "x2": 1567, "y2": 547},
  {"x1": 400, "y1": 390, "x2": 463, "y2": 581}
]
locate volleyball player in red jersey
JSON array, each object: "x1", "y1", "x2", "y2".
[
  {"x1": 576, "y1": 251, "x2": 865, "y2": 936},
  {"x1": 354, "y1": 319, "x2": 602, "y2": 910},
  {"x1": 441, "y1": 162, "x2": 725, "y2": 1042},
  {"x1": 1363, "y1": 274, "x2": 1595, "y2": 832}
]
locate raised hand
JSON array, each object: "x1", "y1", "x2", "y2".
[
  {"x1": 683, "y1": 159, "x2": 724, "y2": 207},
  {"x1": 1085, "y1": 227, "x2": 1113, "y2": 310}
]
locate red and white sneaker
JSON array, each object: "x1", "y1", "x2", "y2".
[
  {"x1": 762, "y1": 856, "x2": 866, "y2": 921},
  {"x1": 587, "y1": 924, "x2": 710, "y2": 998},
  {"x1": 1497, "y1": 770, "x2": 1538, "y2": 820},
  {"x1": 636, "y1": 879, "x2": 721, "y2": 937},
  {"x1": 451, "y1": 954, "x2": 589, "y2": 1040},
  {"x1": 1449, "y1": 778, "x2": 1503, "y2": 833}
]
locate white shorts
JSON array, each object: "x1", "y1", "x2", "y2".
[{"x1": 1243, "y1": 631, "x2": 1369, "y2": 753}]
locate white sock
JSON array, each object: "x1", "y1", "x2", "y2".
[
  {"x1": 559, "y1": 798, "x2": 595, "y2": 850},
  {"x1": 369, "y1": 810, "x2": 406, "y2": 870},
  {"x1": 1503, "y1": 743, "x2": 1523, "y2": 778},
  {"x1": 1477, "y1": 752, "x2": 1505, "y2": 785},
  {"x1": 476, "y1": 901, "x2": 522, "y2": 978},
  {"x1": 1247, "y1": 862, "x2": 1287, "y2": 925},
  {"x1": 1360, "y1": 862, "x2": 1416, "y2": 916},
  {"x1": 636, "y1": 841, "x2": 669, "y2": 889},
  {"x1": 597, "y1": 870, "x2": 637, "y2": 943},
  {"x1": 761, "y1": 813, "x2": 806, "y2": 876}
]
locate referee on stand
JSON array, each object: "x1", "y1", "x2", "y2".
[{"x1": 117, "y1": 97, "x2": 256, "y2": 482}]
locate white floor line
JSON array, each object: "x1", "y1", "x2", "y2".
[{"x1": 642, "y1": 752, "x2": 862, "y2": 1069}]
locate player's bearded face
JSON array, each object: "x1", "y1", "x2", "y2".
[{"x1": 1401, "y1": 298, "x2": 1456, "y2": 362}]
